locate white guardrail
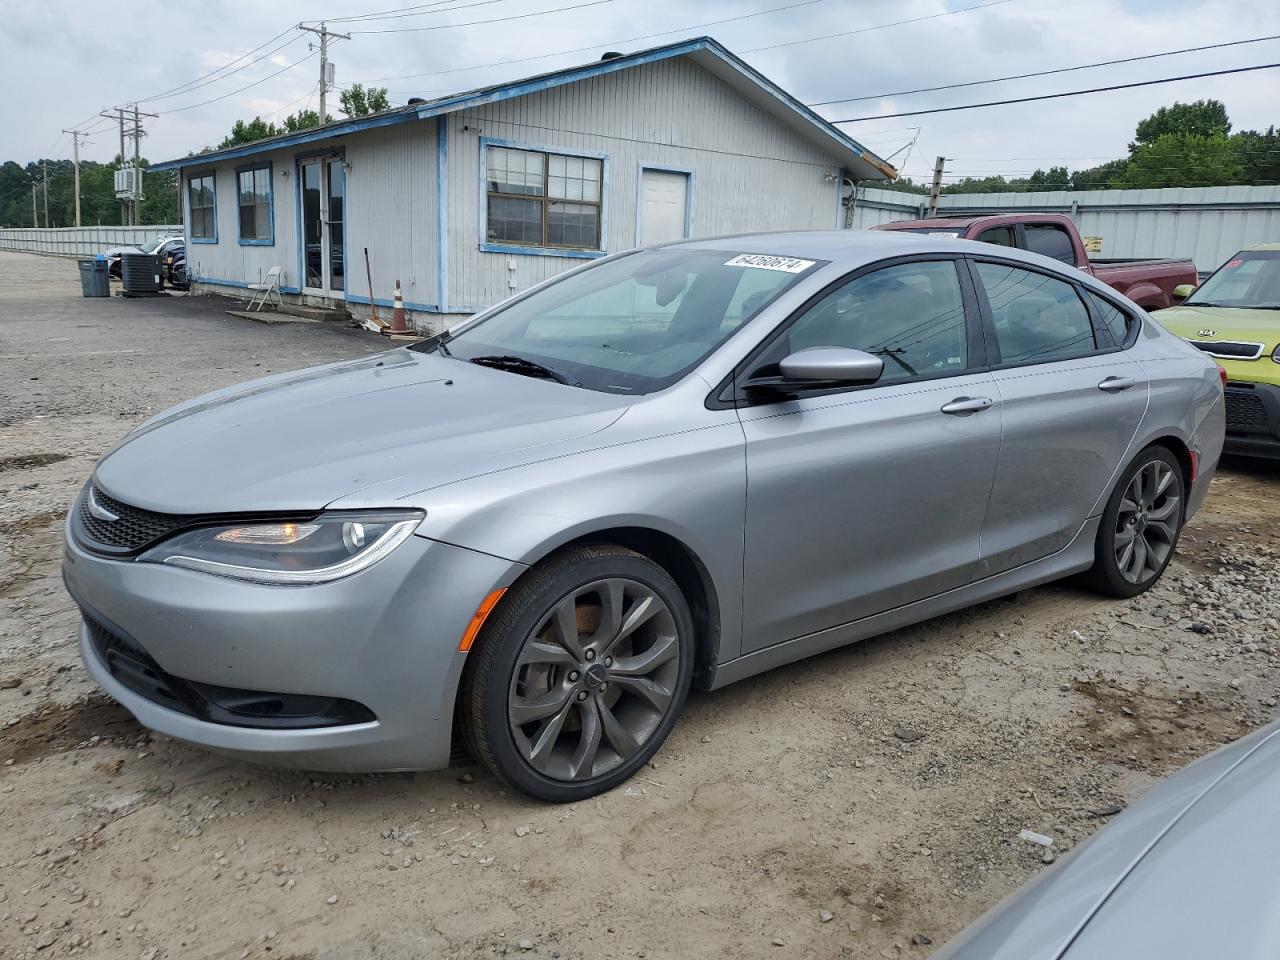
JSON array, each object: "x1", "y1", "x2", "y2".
[{"x1": 0, "y1": 226, "x2": 184, "y2": 258}]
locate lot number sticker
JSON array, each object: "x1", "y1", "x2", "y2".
[{"x1": 724, "y1": 254, "x2": 816, "y2": 273}]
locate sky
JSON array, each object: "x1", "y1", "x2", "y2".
[{"x1": 2, "y1": 0, "x2": 1278, "y2": 185}]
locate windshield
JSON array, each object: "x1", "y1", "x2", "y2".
[
  {"x1": 1186, "y1": 250, "x2": 1280, "y2": 309},
  {"x1": 418, "y1": 248, "x2": 824, "y2": 393},
  {"x1": 143, "y1": 237, "x2": 171, "y2": 254}
]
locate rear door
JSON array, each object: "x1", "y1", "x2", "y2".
[
  {"x1": 736, "y1": 256, "x2": 1001, "y2": 652},
  {"x1": 968, "y1": 258, "x2": 1149, "y2": 576}
]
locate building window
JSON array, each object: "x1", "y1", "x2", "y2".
[
  {"x1": 237, "y1": 165, "x2": 273, "y2": 244},
  {"x1": 486, "y1": 145, "x2": 602, "y2": 252},
  {"x1": 188, "y1": 173, "x2": 216, "y2": 241}
]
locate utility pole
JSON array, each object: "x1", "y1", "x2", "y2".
[
  {"x1": 298, "y1": 22, "x2": 349, "y2": 125},
  {"x1": 32, "y1": 182, "x2": 39, "y2": 228},
  {"x1": 102, "y1": 107, "x2": 128, "y2": 224},
  {"x1": 63, "y1": 128, "x2": 87, "y2": 227},
  {"x1": 927, "y1": 155, "x2": 947, "y2": 218},
  {"x1": 42, "y1": 159, "x2": 49, "y2": 229}
]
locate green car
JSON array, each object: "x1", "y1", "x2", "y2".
[{"x1": 1155, "y1": 243, "x2": 1280, "y2": 458}]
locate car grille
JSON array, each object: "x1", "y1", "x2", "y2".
[
  {"x1": 1186, "y1": 339, "x2": 1265, "y2": 360},
  {"x1": 1225, "y1": 390, "x2": 1269, "y2": 429},
  {"x1": 74, "y1": 483, "x2": 190, "y2": 556}
]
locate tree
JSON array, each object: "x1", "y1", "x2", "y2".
[
  {"x1": 1070, "y1": 158, "x2": 1129, "y2": 191},
  {"x1": 1027, "y1": 166, "x2": 1071, "y2": 189},
  {"x1": 282, "y1": 109, "x2": 328, "y2": 132},
  {"x1": 1233, "y1": 125, "x2": 1280, "y2": 184},
  {"x1": 339, "y1": 83, "x2": 391, "y2": 118},
  {"x1": 1117, "y1": 132, "x2": 1242, "y2": 189},
  {"x1": 1132, "y1": 100, "x2": 1230, "y2": 151},
  {"x1": 219, "y1": 117, "x2": 280, "y2": 149}
]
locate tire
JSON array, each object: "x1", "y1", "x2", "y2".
[
  {"x1": 458, "y1": 543, "x2": 694, "y2": 802},
  {"x1": 1086, "y1": 445, "x2": 1185, "y2": 598}
]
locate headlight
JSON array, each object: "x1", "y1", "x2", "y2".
[
  {"x1": 1273, "y1": 343, "x2": 1280, "y2": 364},
  {"x1": 141, "y1": 510, "x2": 423, "y2": 584}
]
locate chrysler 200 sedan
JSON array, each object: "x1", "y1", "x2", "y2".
[{"x1": 63, "y1": 231, "x2": 1225, "y2": 802}]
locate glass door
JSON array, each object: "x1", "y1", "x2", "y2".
[{"x1": 299, "y1": 158, "x2": 345, "y2": 300}]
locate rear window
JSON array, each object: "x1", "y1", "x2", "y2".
[
  {"x1": 1024, "y1": 224, "x2": 1077, "y2": 265},
  {"x1": 1086, "y1": 291, "x2": 1137, "y2": 347}
]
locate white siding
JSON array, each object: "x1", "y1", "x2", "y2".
[
  {"x1": 445, "y1": 56, "x2": 845, "y2": 311},
  {"x1": 180, "y1": 119, "x2": 439, "y2": 313}
]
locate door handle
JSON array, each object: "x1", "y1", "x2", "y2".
[
  {"x1": 1098, "y1": 376, "x2": 1136, "y2": 393},
  {"x1": 940, "y1": 396, "x2": 994, "y2": 415}
]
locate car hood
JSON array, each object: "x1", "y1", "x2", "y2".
[
  {"x1": 94, "y1": 348, "x2": 632, "y2": 514},
  {"x1": 1154, "y1": 305, "x2": 1280, "y2": 348},
  {"x1": 932, "y1": 720, "x2": 1280, "y2": 960}
]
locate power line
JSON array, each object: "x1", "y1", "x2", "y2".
[
  {"x1": 347, "y1": 0, "x2": 619, "y2": 34},
  {"x1": 347, "y1": 0, "x2": 1010, "y2": 88},
  {"x1": 156, "y1": 52, "x2": 319, "y2": 115},
  {"x1": 741, "y1": 0, "x2": 1016, "y2": 53},
  {"x1": 809, "y1": 33, "x2": 1280, "y2": 106},
  {"x1": 832, "y1": 61, "x2": 1280, "y2": 122},
  {"x1": 135, "y1": 26, "x2": 300, "y2": 103},
  {"x1": 142, "y1": 35, "x2": 306, "y2": 104},
  {"x1": 320, "y1": 0, "x2": 512, "y2": 24}
]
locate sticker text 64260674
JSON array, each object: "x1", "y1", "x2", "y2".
[{"x1": 724, "y1": 254, "x2": 816, "y2": 274}]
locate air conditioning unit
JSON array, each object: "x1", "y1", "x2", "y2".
[{"x1": 114, "y1": 165, "x2": 142, "y2": 200}]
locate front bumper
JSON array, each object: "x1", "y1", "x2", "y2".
[
  {"x1": 1223, "y1": 381, "x2": 1280, "y2": 459},
  {"x1": 64, "y1": 522, "x2": 521, "y2": 772}
]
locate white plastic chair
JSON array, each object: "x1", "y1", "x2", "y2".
[{"x1": 247, "y1": 266, "x2": 283, "y2": 311}]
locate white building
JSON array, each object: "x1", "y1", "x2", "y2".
[{"x1": 151, "y1": 36, "x2": 896, "y2": 331}]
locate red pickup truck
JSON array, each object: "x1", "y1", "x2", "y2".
[{"x1": 874, "y1": 213, "x2": 1197, "y2": 310}]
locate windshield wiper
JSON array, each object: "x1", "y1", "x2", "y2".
[{"x1": 469, "y1": 355, "x2": 578, "y2": 386}]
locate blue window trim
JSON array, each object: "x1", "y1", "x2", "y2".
[
  {"x1": 186, "y1": 169, "x2": 218, "y2": 244},
  {"x1": 478, "y1": 136, "x2": 609, "y2": 259},
  {"x1": 235, "y1": 161, "x2": 275, "y2": 246},
  {"x1": 634, "y1": 164, "x2": 694, "y2": 247}
]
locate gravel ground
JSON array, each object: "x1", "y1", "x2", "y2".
[{"x1": 1, "y1": 251, "x2": 1278, "y2": 960}]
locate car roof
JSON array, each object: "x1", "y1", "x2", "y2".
[
  {"x1": 667, "y1": 229, "x2": 1097, "y2": 285},
  {"x1": 1242, "y1": 242, "x2": 1280, "y2": 252}
]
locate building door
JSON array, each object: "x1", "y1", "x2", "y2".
[
  {"x1": 300, "y1": 158, "x2": 345, "y2": 300},
  {"x1": 638, "y1": 168, "x2": 690, "y2": 246}
]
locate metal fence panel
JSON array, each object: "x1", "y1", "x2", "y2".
[
  {"x1": 0, "y1": 226, "x2": 183, "y2": 258},
  {"x1": 849, "y1": 185, "x2": 1280, "y2": 273}
]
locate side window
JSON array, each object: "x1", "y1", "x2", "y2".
[
  {"x1": 975, "y1": 262, "x2": 1097, "y2": 365},
  {"x1": 1085, "y1": 290, "x2": 1136, "y2": 347},
  {"x1": 784, "y1": 261, "x2": 968, "y2": 382},
  {"x1": 1023, "y1": 224, "x2": 1076, "y2": 265},
  {"x1": 974, "y1": 226, "x2": 1016, "y2": 248}
]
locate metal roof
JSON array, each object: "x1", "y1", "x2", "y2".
[{"x1": 150, "y1": 36, "x2": 896, "y2": 180}]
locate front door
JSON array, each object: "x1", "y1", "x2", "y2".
[
  {"x1": 638, "y1": 168, "x2": 690, "y2": 246},
  {"x1": 967, "y1": 258, "x2": 1149, "y2": 576},
  {"x1": 300, "y1": 158, "x2": 346, "y2": 300},
  {"x1": 738, "y1": 257, "x2": 1001, "y2": 653}
]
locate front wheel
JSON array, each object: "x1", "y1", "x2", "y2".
[
  {"x1": 458, "y1": 544, "x2": 694, "y2": 802},
  {"x1": 1087, "y1": 445, "x2": 1185, "y2": 598}
]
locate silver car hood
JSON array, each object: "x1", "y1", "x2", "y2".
[
  {"x1": 934, "y1": 720, "x2": 1280, "y2": 960},
  {"x1": 94, "y1": 349, "x2": 631, "y2": 513}
]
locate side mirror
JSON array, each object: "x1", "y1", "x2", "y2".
[
  {"x1": 1173, "y1": 283, "x2": 1196, "y2": 301},
  {"x1": 778, "y1": 347, "x2": 884, "y2": 384}
]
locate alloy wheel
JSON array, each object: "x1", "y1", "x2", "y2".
[
  {"x1": 1114, "y1": 459, "x2": 1181, "y2": 584},
  {"x1": 507, "y1": 578, "x2": 681, "y2": 782}
]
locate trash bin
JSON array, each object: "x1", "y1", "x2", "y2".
[{"x1": 78, "y1": 258, "x2": 110, "y2": 298}]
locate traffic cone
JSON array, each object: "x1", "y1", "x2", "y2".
[{"x1": 384, "y1": 280, "x2": 409, "y2": 335}]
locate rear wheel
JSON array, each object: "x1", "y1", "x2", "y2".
[
  {"x1": 1087, "y1": 445, "x2": 1185, "y2": 598},
  {"x1": 459, "y1": 544, "x2": 694, "y2": 802}
]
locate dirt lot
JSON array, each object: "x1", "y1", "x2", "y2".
[{"x1": 1, "y1": 251, "x2": 1278, "y2": 960}]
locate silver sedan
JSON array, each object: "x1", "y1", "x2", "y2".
[{"x1": 63, "y1": 231, "x2": 1225, "y2": 801}]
